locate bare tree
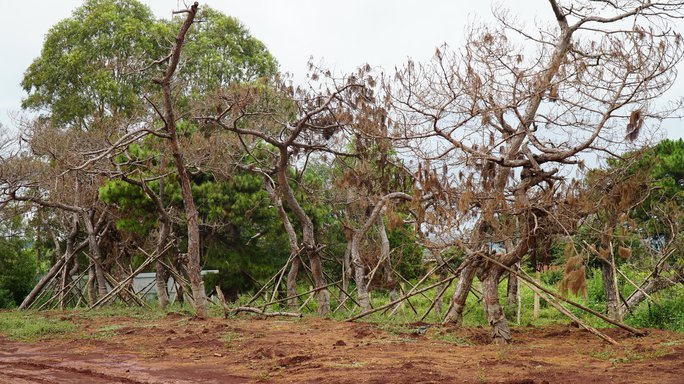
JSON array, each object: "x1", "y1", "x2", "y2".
[
  {"x1": 152, "y1": 1, "x2": 208, "y2": 318},
  {"x1": 389, "y1": 0, "x2": 684, "y2": 342},
  {"x1": 199, "y1": 65, "x2": 380, "y2": 314}
]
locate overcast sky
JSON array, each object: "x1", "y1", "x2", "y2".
[{"x1": 1, "y1": 0, "x2": 682, "y2": 139}]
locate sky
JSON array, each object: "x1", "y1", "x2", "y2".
[{"x1": 1, "y1": 0, "x2": 683, "y2": 140}]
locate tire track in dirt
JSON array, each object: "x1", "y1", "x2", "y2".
[{"x1": 0, "y1": 360, "x2": 148, "y2": 384}]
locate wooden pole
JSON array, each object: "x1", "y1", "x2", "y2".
[
  {"x1": 479, "y1": 253, "x2": 647, "y2": 337},
  {"x1": 519, "y1": 276, "x2": 619, "y2": 345}
]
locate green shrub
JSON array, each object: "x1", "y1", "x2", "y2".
[
  {"x1": 0, "y1": 240, "x2": 39, "y2": 308},
  {"x1": 627, "y1": 287, "x2": 684, "y2": 332}
]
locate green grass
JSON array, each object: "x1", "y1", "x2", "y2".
[
  {"x1": 239, "y1": 267, "x2": 684, "y2": 333},
  {"x1": 0, "y1": 310, "x2": 76, "y2": 340},
  {"x1": 587, "y1": 345, "x2": 671, "y2": 365},
  {"x1": 6, "y1": 266, "x2": 682, "y2": 339}
]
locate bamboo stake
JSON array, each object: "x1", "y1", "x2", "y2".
[
  {"x1": 232, "y1": 306, "x2": 302, "y2": 318},
  {"x1": 346, "y1": 272, "x2": 459, "y2": 322},
  {"x1": 419, "y1": 278, "x2": 453, "y2": 322},
  {"x1": 36, "y1": 268, "x2": 89, "y2": 311},
  {"x1": 88, "y1": 243, "x2": 172, "y2": 309},
  {"x1": 479, "y1": 253, "x2": 647, "y2": 337},
  {"x1": 389, "y1": 256, "x2": 456, "y2": 317},
  {"x1": 262, "y1": 279, "x2": 343, "y2": 308},
  {"x1": 519, "y1": 275, "x2": 619, "y2": 345},
  {"x1": 625, "y1": 249, "x2": 675, "y2": 304},
  {"x1": 534, "y1": 270, "x2": 540, "y2": 320},
  {"x1": 583, "y1": 241, "x2": 659, "y2": 305}
]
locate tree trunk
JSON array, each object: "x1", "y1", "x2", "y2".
[
  {"x1": 351, "y1": 235, "x2": 371, "y2": 311},
  {"x1": 265, "y1": 177, "x2": 301, "y2": 309},
  {"x1": 87, "y1": 262, "x2": 97, "y2": 305},
  {"x1": 533, "y1": 270, "x2": 540, "y2": 320},
  {"x1": 601, "y1": 259, "x2": 622, "y2": 321},
  {"x1": 483, "y1": 268, "x2": 512, "y2": 344},
  {"x1": 443, "y1": 263, "x2": 477, "y2": 326},
  {"x1": 155, "y1": 147, "x2": 171, "y2": 309},
  {"x1": 309, "y1": 253, "x2": 330, "y2": 315},
  {"x1": 59, "y1": 257, "x2": 71, "y2": 310},
  {"x1": 83, "y1": 211, "x2": 109, "y2": 300},
  {"x1": 285, "y1": 257, "x2": 300, "y2": 308},
  {"x1": 377, "y1": 216, "x2": 398, "y2": 301},
  {"x1": 60, "y1": 213, "x2": 79, "y2": 310},
  {"x1": 623, "y1": 274, "x2": 681, "y2": 312},
  {"x1": 506, "y1": 265, "x2": 519, "y2": 316},
  {"x1": 155, "y1": 2, "x2": 207, "y2": 318},
  {"x1": 276, "y1": 148, "x2": 329, "y2": 315},
  {"x1": 156, "y1": 260, "x2": 170, "y2": 309},
  {"x1": 340, "y1": 241, "x2": 352, "y2": 304}
]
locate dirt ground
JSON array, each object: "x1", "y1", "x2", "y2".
[{"x1": 1, "y1": 313, "x2": 683, "y2": 384}]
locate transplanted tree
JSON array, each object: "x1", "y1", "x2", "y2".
[
  {"x1": 584, "y1": 139, "x2": 684, "y2": 320},
  {"x1": 388, "y1": 0, "x2": 684, "y2": 342},
  {"x1": 18, "y1": 0, "x2": 279, "y2": 316},
  {"x1": 198, "y1": 65, "x2": 380, "y2": 315},
  {"x1": 334, "y1": 127, "x2": 414, "y2": 311}
]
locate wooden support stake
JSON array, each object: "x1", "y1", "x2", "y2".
[
  {"x1": 519, "y1": 275, "x2": 619, "y2": 345},
  {"x1": 478, "y1": 253, "x2": 647, "y2": 337}
]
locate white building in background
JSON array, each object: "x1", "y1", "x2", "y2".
[{"x1": 131, "y1": 270, "x2": 219, "y2": 302}]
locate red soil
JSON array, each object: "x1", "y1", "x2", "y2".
[{"x1": 1, "y1": 313, "x2": 683, "y2": 383}]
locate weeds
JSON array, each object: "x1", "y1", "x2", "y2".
[{"x1": 0, "y1": 310, "x2": 76, "y2": 340}]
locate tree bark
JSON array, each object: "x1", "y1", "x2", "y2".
[
  {"x1": 340, "y1": 241, "x2": 352, "y2": 304},
  {"x1": 154, "y1": 1, "x2": 207, "y2": 318},
  {"x1": 601, "y1": 259, "x2": 622, "y2": 321},
  {"x1": 155, "y1": 258, "x2": 170, "y2": 308},
  {"x1": 83, "y1": 211, "x2": 108, "y2": 300},
  {"x1": 155, "y1": 147, "x2": 171, "y2": 309},
  {"x1": 265, "y1": 177, "x2": 301, "y2": 309},
  {"x1": 351, "y1": 234, "x2": 371, "y2": 311},
  {"x1": 87, "y1": 262, "x2": 97, "y2": 305},
  {"x1": 506, "y1": 265, "x2": 519, "y2": 317},
  {"x1": 534, "y1": 270, "x2": 540, "y2": 320},
  {"x1": 377, "y1": 216, "x2": 398, "y2": 302},
  {"x1": 276, "y1": 148, "x2": 329, "y2": 315},
  {"x1": 443, "y1": 262, "x2": 477, "y2": 326},
  {"x1": 60, "y1": 213, "x2": 79, "y2": 310},
  {"x1": 483, "y1": 268, "x2": 512, "y2": 344},
  {"x1": 623, "y1": 274, "x2": 680, "y2": 312}
]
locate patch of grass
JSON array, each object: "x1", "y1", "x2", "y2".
[
  {"x1": 221, "y1": 330, "x2": 242, "y2": 347},
  {"x1": 378, "y1": 323, "x2": 412, "y2": 336},
  {"x1": 329, "y1": 361, "x2": 366, "y2": 368},
  {"x1": 428, "y1": 331, "x2": 472, "y2": 346},
  {"x1": 89, "y1": 324, "x2": 125, "y2": 339},
  {"x1": 660, "y1": 339, "x2": 684, "y2": 347},
  {"x1": 0, "y1": 310, "x2": 76, "y2": 340},
  {"x1": 587, "y1": 346, "x2": 670, "y2": 365}
]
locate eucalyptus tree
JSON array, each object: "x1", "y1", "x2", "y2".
[{"x1": 389, "y1": 0, "x2": 684, "y2": 342}]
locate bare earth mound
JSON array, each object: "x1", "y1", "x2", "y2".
[{"x1": 1, "y1": 314, "x2": 683, "y2": 383}]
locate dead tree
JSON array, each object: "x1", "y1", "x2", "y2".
[
  {"x1": 349, "y1": 192, "x2": 411, "y2": 311},
  {"x1": 199, "y1": 65, "x2": 380, "y2": 315},
  {"x1": 152, "y1": 2, "x2": 208, "y2": 318},
  {"x1": 390, "y1": 0, "x2": 684, "y2": 342}
]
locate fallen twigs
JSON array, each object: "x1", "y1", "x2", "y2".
[{"x1": 216, "y1": 286, "x2": 302, "y2": 318}]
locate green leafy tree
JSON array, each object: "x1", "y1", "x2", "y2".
[
  {"x1": 177, "y1": 6, "x2": 278, "y2": 96},
  {"x1": 0, "y1": 239, "x2": 38, "y2": 308},
  {"x1": 21, "y1": 0, "x2": 164, "y2": 128}
]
